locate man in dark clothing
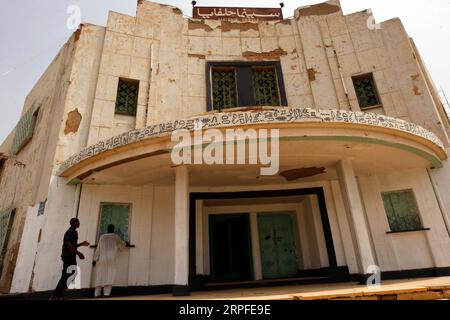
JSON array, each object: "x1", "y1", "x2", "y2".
[{"x1": 50, "y1": 218, "x2": 89, "y2": 299}]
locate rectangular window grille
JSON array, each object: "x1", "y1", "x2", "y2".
[
  {"x1": 0, "y1": 208, "x2": 15, "y2": 264},
  {"x1": 11, "y1": 104, "x2": 39, "y2": 155},
  {"x1": 252, "y1": 67, "x2": 280, "y2": 106},
  {"x1": 97, "y1": 203, "x2": 131, "y2": 242},
  {"x1": 382, "y1": 190, "x2": 423, "y2": 232},
  {"x1": 212, "y1": 69, "x2": 237, "y2": 110},
  {"x1": 115, "y1": 79, "x2": 139, "y2": 116},
  {"x1": 208, "y1": 61, "x2": 287, "y2": 111},
  {"x1": 352, "y1": 73, "x2": 381, "y2": 109}
]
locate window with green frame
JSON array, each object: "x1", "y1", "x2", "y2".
[
  {"x1": 382, "y1": 190, "x2": 423, "y2": 232},
  {"x1": 97, "y1": 203, "x2": 131, "y2": 242},
  {"x1": 212, "y1": 68, "x2": 237, "y2": 110},
  {"x1": 208, "y1": 62, "x2": 287, "y2": 111},
  {"x1": 11, "y1": 104, "x2": 39, "y2": 155},
  {"x1": 0, "y1": 208, "x2": 15, "y2": 268},
  {"x1": 115, "y1": 79, "x2": 139, "y2": 116},
  {"x1": 352, "y1": 73, "x2": 381, "y2": 110},
  {"x1": 252, "y1": 66, "x2": 281, "y2": 107}
]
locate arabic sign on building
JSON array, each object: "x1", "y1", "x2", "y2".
[{"x1": 193, "y1": 7, "x2": 283, "y2": 21}]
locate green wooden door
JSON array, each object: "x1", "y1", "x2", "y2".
[
  {"x1": 258, "y1": 214, "x2": 298, "y2": 279},
  {"x1": 209, "y1": 214, "x2": 253, "y2": 282}
]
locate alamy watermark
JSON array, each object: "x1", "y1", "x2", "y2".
[
  {"x1": 66, "y1": 265, "x2": 81, "y2": 289},
  {"x1": 366, "y1": 15, "x2": 381, "y2": 30},
  {"x1": 366, "y1": 265, "x2": 381, "y2": 288},
  {"x1": 171, "y1": 128, "x2": 280, "y2": 175},
  {"x1": 66, "y1": 5, "x2": 81, "y2": 31}
]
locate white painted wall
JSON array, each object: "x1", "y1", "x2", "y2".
[
  {"x1": 31, "y1": 177, "x2": 77, "y2": 292},
  {"x1": 25, "y1": 170, "x2": 450, "y2": 293},
  {"x1": 10, "y1": 205, "x2": 44, "y2": 293},
  {"x1": 359, "y1": 168, "x2": 450, "y2": 271}
]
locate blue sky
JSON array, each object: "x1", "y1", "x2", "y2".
[{"x1": 1, "y1": 0, "x2": 449, "y2": 142}]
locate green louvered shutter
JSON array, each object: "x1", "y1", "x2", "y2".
[
  {"x1": 11, "y1": 104, "x2": 39, "y2": 155},
  {"x1": 0, "y1": 208, "x2": 15, "y2": 266}
]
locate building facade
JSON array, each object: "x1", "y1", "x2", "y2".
[{"x1": 1, "y1": 0, "x2": 450, "y2": 296}]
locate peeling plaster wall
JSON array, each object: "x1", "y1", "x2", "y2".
[
  {"x1": 81, "y1": 0, "x2": 450, "y2": 147},
  {"x1": 56, "y1": 25, "x2": 106, "y2": 164},
  {"x1": 0, "y1": 35, "x2": 77, "y2": 293},
  {"x1": 3, "y1": 0, "x2": 450, "y2": 293}
]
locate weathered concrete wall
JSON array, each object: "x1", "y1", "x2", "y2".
[
  {"x1": 81, "y1": 0, "x2": 449, "y2": 147},
  {"x1": 0, "y1": 34, "x2": 78, "y2": 292},
  {"x1": 3, "y1": 0, "x2": 450, "y2": 294},
  {"x1": 55, "y1": 25, "x2": 106, "y2": 165},
  {"x1": 429, "y1": 149, "x2": 450, "y2": 233},
  {"x1": 358, "y1": 168, "x2": 450, "y2": 271}
]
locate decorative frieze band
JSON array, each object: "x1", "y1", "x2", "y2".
[{"x1": 58, "y1": 108, "x2": 445, "y2": 174}]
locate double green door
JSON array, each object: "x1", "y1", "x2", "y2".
[{"x1": 258, "y1": 213, "x2": 299, "y2": 279}]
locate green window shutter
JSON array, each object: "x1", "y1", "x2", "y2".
[
  {"x1": 0, "y1": 207, "x2": 15, "y2": 264},
  {"x1": 115, "y1": 79, "x2": 139, "y2": 116},
  {"x1": 11, "y1": 104, "x2": 39, "y2": 155},
  {"x1": 212, "y1": 68, "x2": 237, "y2": 110},
  {"x1": 98, "y1": 203, "x2": 131, "y2": 242},
  {"x1": 382, "y1": 190, "x2": 423, "y2": 232},
  {"x1": 37, "y1": 200, "x2": 46, "y2": 216},
  {"x1": 252, "y1": 67, "x2": 280, "y2": 106},
  {"x1": 352, "y1": 73, "x2": 381, "y2": 109}
]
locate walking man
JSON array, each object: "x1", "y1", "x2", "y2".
[
  {"x1": 92, "y1": 224, "x2": 129, "y2": 297},
  {"x1": 50, "y1": 218, "x2": 89, "y2": 299}
]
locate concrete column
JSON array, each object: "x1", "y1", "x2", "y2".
[
  {"x1": 336, "y1": 160, "x2": 376, "y2": 280},
  {"x1": 249, "y1": 212, "x2": 263, "y2": 280},
  {"x1": 195, "y1": 200, "x2": 204, "y2": 275},
  {"x1": 173, "y1": 166, "x2": 190, "y2": 296}
]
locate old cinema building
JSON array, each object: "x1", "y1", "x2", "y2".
[{"x1": 1, "y1": 0, "x2": 450, "y2": 296}]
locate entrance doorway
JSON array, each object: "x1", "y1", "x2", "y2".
[
  {"x1": 258, "y1": 213, "x2": 299, "y2": 279},
  {"x1": 209, "y1": 214, "x2": 253, "y2": 282}
]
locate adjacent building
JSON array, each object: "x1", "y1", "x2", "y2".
[{"x1": 1, "y1": 0, "x2": 450, "y2": 296}]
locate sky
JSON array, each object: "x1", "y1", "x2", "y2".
[{"x1": 1, "y1": 0, "x2": 450, "y2": 143}]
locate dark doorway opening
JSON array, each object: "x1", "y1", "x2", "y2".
[
  {"x1": 209, "y1": 214, "x2": 253, "y2": 282},
  {"x1": 189, "y1": 188, "x2": 348, "y2": 291}
]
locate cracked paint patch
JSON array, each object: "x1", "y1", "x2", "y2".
[
  {"x1": 296, "y1": 3, "x2": 340, "y2": 19},
  {"x1": 243, "y1": 48, "x2": 287, "y2": 61},
  {"x1": 307, "y1": 68, "x2": 317, "y2": 81},
  {"x1": 64, "y1": 108, "x2": 82, "y2": 135},
  {"x1": 413, "y1": 85, "x2": 421, "y2": 96}
]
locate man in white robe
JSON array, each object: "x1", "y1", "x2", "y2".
[{"x1": 92, "y1": 224, "x2": 128, "y2": 297}]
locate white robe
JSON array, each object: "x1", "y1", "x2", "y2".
[{"x1": 93, "y1": 233, "x2": 126, "y2": 287}]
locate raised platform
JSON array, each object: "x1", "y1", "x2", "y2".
[{"x1": 100, "y1": 277, "x2": 450, "y2": 300}]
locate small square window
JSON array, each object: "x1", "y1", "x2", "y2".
[
  {"x1": 115, "y1": 79, "x2": 139, "y2": 116},
  {"x1": 382, "y1": 189, "x2": 423, "y2": 232},
  {"x1": 352, "y1": 73, "x2": 381, "y2": 110}
]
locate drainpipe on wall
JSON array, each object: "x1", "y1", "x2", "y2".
[
  {"x1": 72, "y1": 184, "x2": 83, "y2": 218},
  {"x1": 426, "y1": 168, "x2": 450, "y2": 236},
  {"x1": 145, "y1": 43, "x2": 154, "y2": 126},
  {"x1": 325, "y1": 21, "x2": 352, "y2": 110}
]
